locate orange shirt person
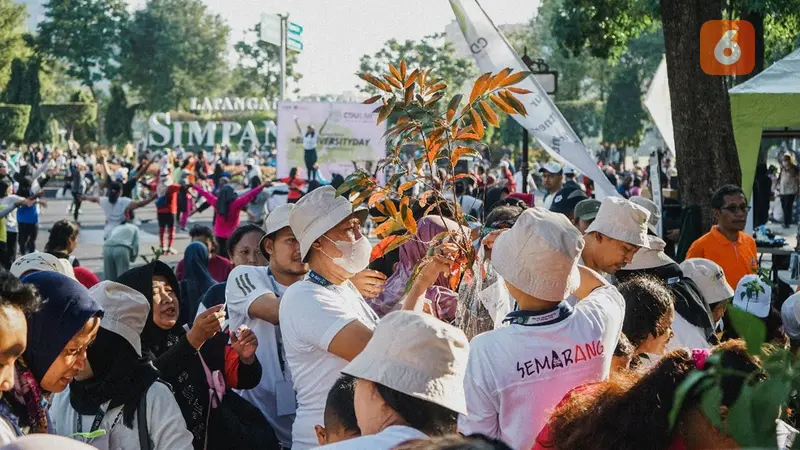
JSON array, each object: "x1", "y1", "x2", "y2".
[
  {"x1": 280, "y1": 167, "x2": 307, "y2": 203},
  {"x1": 686, "y1": 185, "x2": 758, "y2": 288}
]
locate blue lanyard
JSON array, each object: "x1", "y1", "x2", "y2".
[
  {"x1": 266, "y1": 268, "x2": 288, "y2": 379},
  {"x1": 308, "y1": 270, "x2": 331, "y2": 287},
  {"x1": 502, "y1": 303, "x2": 573, "y2": 326}
]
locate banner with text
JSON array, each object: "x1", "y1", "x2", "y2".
[
  {"x1": 450, "y1": 0, "x2": 619, "y2": 199},
  {"x1": 276, "y1": 102, "x2": 387, "y2": 180}
]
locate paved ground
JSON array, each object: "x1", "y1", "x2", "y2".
[{"x1": 35, "y1": 197, "x2": 218, "y2": 279}]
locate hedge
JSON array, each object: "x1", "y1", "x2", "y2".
[
  {"x1": 556, "y1": 100, "x2": 604, "y2": 139},
  {"x1": 40, "y1": 102, "x2": 98, "y2": 130},
  {"x1": 0, "y1": 104, "x2": 31, "y2": 143}
]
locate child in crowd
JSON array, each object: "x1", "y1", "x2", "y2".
[{"x1": 314, "y1": 375, "x2": 361, "y2": 446}]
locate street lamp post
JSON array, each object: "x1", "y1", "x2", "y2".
[{"x1": 520, "y1": 48, "x2": 558, "y2": 194}]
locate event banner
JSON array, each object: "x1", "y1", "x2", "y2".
[
  {"x1": 644, "y1": 57, "x2": 676, "y2": 158},
  {"x1": 450, "y1": 0, "x2": 619, "y2": 199},
  {"x1": 276, "y1": 102, "x2": 387, "y2": 180},
  {"x1": 649, "y1": 155, "x2": 664, "y2": 237}
]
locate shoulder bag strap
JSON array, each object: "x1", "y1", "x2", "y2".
[{"x1": 138, "y1": 391, "x2": 151, "y2": 450}]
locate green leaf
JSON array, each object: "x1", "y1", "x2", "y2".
[
  {"x1": 727, "y1": 306, "x2": 766, "y2": 355},
  {"x1": 335, "y1": 173, "x2": 364, "y2": 196},
  {"x1": 668, "y1": 370, "x2": 708, "y2": 430},
  {"x1": 699, "y1": 385, "x2": 723, "y2": 429}
]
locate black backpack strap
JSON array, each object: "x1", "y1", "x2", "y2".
[{"x1": 137, "y1": 381, "x2": 170, "y2": 450}]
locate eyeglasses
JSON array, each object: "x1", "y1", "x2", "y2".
[{"x1": 721, "y1": 205, "x2": 751, "y2": 213}]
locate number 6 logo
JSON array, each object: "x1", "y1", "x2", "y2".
[{"x1": 700, "y1": 20, "x2": 755, "y2": 75}]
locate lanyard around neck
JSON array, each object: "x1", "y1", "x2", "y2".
[
  {"x1": 308, "y1": 270, "x2": 332, "y2": 287},
  {"x1": 502, "y1": 303, "x2": 573, "y2": 326}
]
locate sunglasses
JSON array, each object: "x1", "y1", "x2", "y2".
[{"x1": 720, "y1": 205, "x2": 751, "y2": 214}]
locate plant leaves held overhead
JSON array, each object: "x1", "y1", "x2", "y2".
[
  {"x1": 389, "y1": 64, "x2": 402, "y2": 82},
  {"x1": 384, "y1": 74, "x2": 403, "y2": 89},
  {"x1": 404, "y1": 69, "x2": 419, "y2": 88},
  {"x1": 489, "y1": 93, "x2": 516, "y2": 114},
  {"x1": 469, "y1": 108, "x2": 485, "y2": 139},
  {"x1": 488, "y1": 67, "x2": 513, "y2": 90},
  {"x1": 499, "y1": 71, "x2": 531, "y2": 88},
  {"x1": 478, "y1": 100, "x2": 499, "y2": 126},
  {"x1": 400, "y1": 60, "x2": 407, "y2": 79},
  {"x1": 371, "y1": 234, "x2": 412, "y2": 262},
  {"x1": 364, "y1": 95, "x2": 382, "y2": 104}
]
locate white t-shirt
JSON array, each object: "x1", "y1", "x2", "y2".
[
  {"x1": 543, "y1": 192, "x2": 556, "y2": 209},
  {"x1": 280, "y1": 278, "x2": 379, "y2": 450},
  {"x1": 0, "y1": 195, "x2": 24, "y2": 232},
  {"x1": 666, "y1": 314, "x2": 712, "y2": 352},
  {"x1": 99, "y1": 196, "x2": 132, "y2": 238},
  {"x1": 458, "y1": 285, "x2": 625, "y2": 450},
  {"x1": 226, "y1": 265, "x2": 294, "y2": 446},
  {"x1": 315, "y1": 425, "x2": 427, "y2": 450},
  {"x1": 303, "y1": 134, "x2": 319, "y2": 150}
]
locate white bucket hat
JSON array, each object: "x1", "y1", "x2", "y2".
[
  {"x1": 10, "y1": 252, "x2": 75, "y2": 280},
  {"x1": 585, "y1": 197, "x2": 651, "y2": 248},
  {"x1": 89, "y1": 281, "x2": 149, "y2": 356},
  {"x1": 263, "y1": 204, "x2": 293, "y2": 236},
  {"x1": 680, "y1": 258, "x2": 734, "y2": 305},
  {"x1": 342, "y1": 310, "x2": 469, "y2": 414},
  {"x1": 622, "y1": 237, "x2": 674, "y2": 271},
  {"x1": 289, "y1": 185, "x2": 369, "y2": 261},
  {"x1": 492, "y1": 207, "x2": 584, "y2": 302},
  {"x1": 733, "y1": 274, "x2": 771, "y2": 318},
  {"x1": 781, "y1": 293, "x2": 800, "y2": 339},
  {"x1": 629, "y1": 196, "x2": 661, "y2": 234}
]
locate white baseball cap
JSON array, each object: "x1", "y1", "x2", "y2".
[
  {"x1": 585, "y1": 197, "x2": 651, "y2": 248},
  {"x1": 622, "y1": 237, "x2": 674, "y2": 271},
  {"x1": 342, "y1": 310, "x2": 469, "y2": 414},
  {"x1": 680, "y1": 258, "x2": 734, "y2": 305},
  {"x1": 538, "y1": 162, "x2": 563, "y2": 174},
  {"x1": 563, "y1": 167, "x2": 575, "y2": 175},
  {"x1": 11, "y1": 253, "x2": 76, "y2": 280},
  {"x1": 781, "y1": 293, "x2": 800, "y2": 339},
  {"x1": 492, "y1": 207, "x2": 584, "y2": 301},
  {"x1": 89, "y1": 281, "x2": 149, "y2": 356},
  {"x1": 629, "y1": 196, "x2": 661, "y2": 234},
  {"x1": 289, "y1": 185, "x2": 369, "y2": 261},
  {"x1": 246, "y1": 158, "x2": 256, "y2": 166},
  {"x1": 733, "y1": 274, "x2": 771, "y2": 318}
]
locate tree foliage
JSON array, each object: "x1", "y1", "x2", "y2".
[
  {"x1": 23, "y1": 59, "x2": 44, "y2": 142},
  {"x1": 231, "y1": 21, "x2": 302, "y2": 100},
  {"x1": 104, "y1": 84, "x2": 137, "y2": 144},
  {"x1": 0, "y1": 104, "x2": 31, "y2": 142},
  {"x1": 121, "y1": 0, "x2": 230, "y2": 112},
  {"x1": 0, "y1": 0, "x2": 28, "y2": 93},
  {"x1": 41, "y1": 100, "x2": 97, "y2": 142},
  {"x1": 1, "y1": 58, "x2": 26, "y2": 104},
  {"x1": 357, "y1": 34, "x2": 476, "y2": 100},
  {"x1": 37, "y1": 0, "x2": 129, "y2": 97}
]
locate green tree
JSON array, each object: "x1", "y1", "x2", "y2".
[
  {"x1": 104, "y1": 84, "x2": 137, "y2": 144},
  {"x1": 121, "y1": 0, "x2": 231, "y2": 112},
  {"x1": 232, "y1": 22, "x2": 301, "y2": 100},
  {"x1": 23, "y1": 59, "x2": 44, "y2": 142},
  {"x1": 37, "y1": 0, "x2": 129, "y2": 99},
  {"x1": 1, "y1": 58, "x2": 26, "y2": 104},
  {"x1": 602, "y1": 69, "x2": 646, "y2": 148},
  {"x1": 357, "y1": 33, "x2": 476, "y2": 99},
  {"x1": 0, "y1": 0, "x2": 27, "y2": 93}
]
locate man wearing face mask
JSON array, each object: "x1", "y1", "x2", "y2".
[
  {"x1": 82, "y1": 182, "x2": 157, "y2": 238},
  {"x1": 279, "y1": 186, "x2": 377, "y2": 449}
]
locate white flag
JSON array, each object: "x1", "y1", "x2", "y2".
[
  {"x1": 649, "y1": 155, "x2": 663, "y2": 237},
  {"x1": 450, "y1": 0, "x2": 619, "y2": 199},
  {"x1": 644, "y1": 56, "x2": 676, "y2": 158}
]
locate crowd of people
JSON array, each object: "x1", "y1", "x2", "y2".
[{"x1": 0, "y1": 142, "x2": 798, "y2": 450}]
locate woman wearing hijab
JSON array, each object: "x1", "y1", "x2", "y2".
[
  {"x1": 193, "y1": 180, "x2": 269, "y2": 259},
  {"x1": 366, "y1": 215, "x2": 470, "y2": 322},
  {"x1": 179, "y1": 242, "x2": 217, "y2": 326},
  {"x1": 50, "y1": 281, "x2": 193, "y2": 449},
  {"x1": 116, "y1": 261, "x2": 265, "y2": 450},
  {"x1": 0, "y1": 272, "x2": 103, "y2": 444}
]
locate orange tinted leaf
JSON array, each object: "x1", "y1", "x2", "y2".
[
  {"x1": 404, "y1": 69, "x2": 419, "y2": 88},
  {"x1": 363, "y1": 95, "x2": 382, "y2": 104},
  {"x1": 499, "y1": 71, "x2": 531, "y2": 87},
  {"x1": 377, "y1": 103, "x2": 394, "y2": 124},
  {"x1": 384, "y1": 74, "x2": 403, "y2": 90},
  {"x1": 469, "y1": 72, "x2": 492, "y2": 104},
  {"x1": 375, "y1": 200, "x2": 388, "y2": 216},
  {"x1": 400, "y1": 60, "x2": 407, "y2": 79},
  {"x1": 389, "y1": 64, "x2": 402, "y2": 81},
  {"x1": 507, "y1": 87, "x2": 533, "y2": 95},
  {"x1": 449, "y1": 272, "x2": 460, "y2": 291},
  {"x1": 423, "y1": 200, "x2": 444, "y2": 216},
  {"x1": 372, "y1": 219, "x2": 396, "y2": 237},
  {"x1": 501, "y1": 91, "x2": 528, "y2": 115},
  {"x1": 489, "y1": 94, "x2": 516, "y2": 114},
  {"x1": 450, "y1": 146, "x2": 476, "y2": 166},
  {"x1": 488, "y1": 68, "x2": 513, "y2": 90},
  {"x1": 470, "y1": 108, "x2": 485, "y2": 139},
  {"x1": 427, "y1": 83, "x2": 447, "y2": 96},
  {"x1": 455, "y1": 173, "x2": 476, "y2": 181},
  {"x1": 418, "y1": 189, "x2": 433, "y2": 207},
  {"x1": 359, "y1": 73, "x2": 392, "y2": 92},
  {"x1": 479, "y1": 100, "x2": 499, "y2": 127},
  {"x1": 398, "y1": 180, "x2": 416, "y2": 193},
  {"x1": 400, "y1": 200, "x2": 417, "y2": 234},
  {"x1": 368, "y1": 191, "x2": 386, "y2": 207},
  {"x1": 370, "y1": 234, "x2": 412, "y2": 261},
  {"x1": 384, "y1": 198, "x2": 399, "y2": 219},
  {"x1": 424, "y1": 93, "x2": 444, "y2": 108},
  {"x1": 404, "y1": 85, "x2": 414, "y2": 106}
]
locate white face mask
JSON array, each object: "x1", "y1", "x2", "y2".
[{"x1": 322, "y1": 235, "x2": 372, "y2": 274}]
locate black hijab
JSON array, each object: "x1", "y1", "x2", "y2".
[
  {"x1": 616, "y1": 262, "x2": 718, "y2": 345},
  {"x1": 116, "y1": 261, "x2": 186, "y2": 357},
  {"x1": 216, "y1": 184, "x2": 236, "y2": 218},
  {"x1": 69, "y1": 328, "x2": 159, "y2": 428}
]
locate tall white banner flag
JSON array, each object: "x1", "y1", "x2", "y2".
[
  {"x1": 649, "y1": 155, "x2": 663, "y2": 237},
  {"x1": 450, "y1": 0, "x2": 619, "y2": 199},
  {"x1": 644, "y1": 56, "x2": 676, "y2": 158}
]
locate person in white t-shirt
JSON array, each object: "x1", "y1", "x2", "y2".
[
  {"x1": 295, "y1": 112, "x2": 331, "y2": 182},
  {"x1": 458, "y1": 208, "x2": 625, "y2": 450},
  {"x1": 317, "y1": 311, "x2": 470, "y2": 450},
  {"x1": 81, "y1": 181, "x2": 156, "y2": 238},
  {"x1": 580, "y1": 196, "x2": 652, "y2": 279},
  {"x1": 225, "y1": 204, "x2": 306, "y2": 447}
]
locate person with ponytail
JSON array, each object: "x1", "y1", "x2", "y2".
[
  {"x1": 192, "y1": 178, "x2": 271, "y2": 259},
  {"x1": 534, "y1": 340, "x2": 765, "y2": 450},
  {"x1": 45, "y1": 219, "x2": 80, "y2": 267}
]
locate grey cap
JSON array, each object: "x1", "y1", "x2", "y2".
[{"x1": 574, "y1": 199, "x2": 601, "y2": 221}]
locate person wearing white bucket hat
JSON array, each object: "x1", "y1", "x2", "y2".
[
  {"x1": 224, "y1": 204, "x2": 305, "y2": 446},
  {"x1": 581, "y1": 196, "x2": 651, "y2": 277},
  {"x1": 681, "y1": 258, "x2": 734, "y2": 325},
  {"x1": 629, "y1": 196, "x2": 661, "y2": 235},
  {"x1": 317, "y1": 311, "x2": 469, "y2": 449},
  {"x1": 50, "y1": 281, "x2": 193, "y2": 450},
  {"x1": 10, "y1": 252, "x2": 76, "y2": 280},
  {"x1": 780, "y1": 293, "x2": 800, "y2": 345},
  {"x1": 458, "y1": 208, "x2": 625, "y2": 450}
]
